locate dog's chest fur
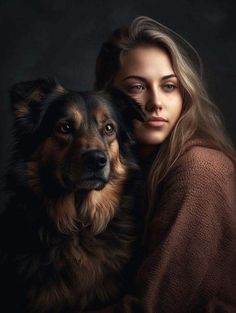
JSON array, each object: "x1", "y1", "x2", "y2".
[{"x1": 2, "y1": 190, "x2": 137, "y2": 313}]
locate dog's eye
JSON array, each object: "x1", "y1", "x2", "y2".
[
  {"x1": 57, "y1": 122, "x2": 73, "y2": 134},
  {"x1": 104, "y1": 123, "x2": 115, "y2": 136}
]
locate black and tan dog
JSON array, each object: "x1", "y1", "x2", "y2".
[{"x1": 0, "y1": 79, "x2": 145, "y2": 313}]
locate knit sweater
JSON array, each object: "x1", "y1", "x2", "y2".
[{"x1": 86, "y1": 139, "x2": 236, "y2": 313}]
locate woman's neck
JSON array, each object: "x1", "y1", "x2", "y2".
[{"x1": 137, "y1": 144, "x2": 160, "y2": 159}]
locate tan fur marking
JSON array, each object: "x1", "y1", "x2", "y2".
[
  {"x1": 79, "y1": 182, "x2": 121, "y2": 234},
  {"x1": 93, "y1": 104, "x2": 108, "y2": 124},
  {"x1": 15, "y1": 102, "x2": 30, "y2": 118},
  {"x1": 55, "y1": 84, "x2": 65, "y2": 93},
  {"x1": 69, "y1": 105, "x2": 82, "y2": 126},
  {"x1": 14, "y1": 88, "x2": 45, "y2": 119},
  {"x1": 109, "y1": 140, "x2": 127, "y2": 176},
  {"x1": 30, "y1": 88, "x2": 46, "y2": 102},
  {"x1": 46, "y1": 193, "x2": 78, "y2": 234}
]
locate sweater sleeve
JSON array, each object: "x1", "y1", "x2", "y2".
[{"x1": 86, "y1": 146, "x2": 236, "y2": 313}]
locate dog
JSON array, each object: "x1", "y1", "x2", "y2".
[{"x1": 0, "y1": 78, "x2": 145, "y2": 313}]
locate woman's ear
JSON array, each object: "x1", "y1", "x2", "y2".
[
  {"x1": 10, "y1": 78, "x2": 64, "y2": 134},
  {"x1": 107, "y1": 87, "x2": 147, "y2": 123}
]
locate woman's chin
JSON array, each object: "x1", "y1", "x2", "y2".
[
  {"x1": 133, "y1": 122, "x2": 169, "y2": 146},
  {"x1": 134, "y1": 132, "x2": 167, "y2": 146}
]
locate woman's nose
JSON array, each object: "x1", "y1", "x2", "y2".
[{"x1": 145, "y1": 89, "x2": 162, "y2": 112}]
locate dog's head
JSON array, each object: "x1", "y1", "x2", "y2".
[{"x1": 10, "y1": 78, "x2": 144, "y2": 196}]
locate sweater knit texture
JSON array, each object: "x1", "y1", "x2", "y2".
[{"x1": 87, "y1": 139, "x2": 236, "y2": 313}]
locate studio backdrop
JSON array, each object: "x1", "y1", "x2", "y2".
[{"x1": 0, "y1": 0, "x2": 235, "y2": 211}]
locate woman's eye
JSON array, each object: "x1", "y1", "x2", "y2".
[
  {"x1": 104, "y1": 123, "x2": 115, "y2": 136},
  {"x1": 56, "y1": 122, "x2": 73, "y2": 134},
  {"x1": 128, "y1": 84, "x2": 145, "y2": 93},
  {"x1": 163, "y1": 84, "x2": 176, "y2": 92}
]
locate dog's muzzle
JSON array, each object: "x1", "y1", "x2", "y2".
[
  {"x1": 82, "y1": 150, "x2": 107, "y2": 171},
  {"x1": 76, "y1": 149, "x2": 110, "y2": 191},
  {"x1": 61, "y1": 149, "x2": 110, "y2": 191}
]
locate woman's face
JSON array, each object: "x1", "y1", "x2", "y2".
[{"x1": 114, "y1": 45, "x2": 183, "y2": 146}]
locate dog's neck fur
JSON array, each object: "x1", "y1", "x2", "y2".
[
  {"x1": 7, "y1": 159, "x2": 130, "y2": 238},
  {"x1": 14, "y1": 156, "x2": 131, "y2": 236},
  {"x1": 43, "y1": 175, "x2": 125, "y2": 236}
]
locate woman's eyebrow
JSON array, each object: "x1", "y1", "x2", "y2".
[
  {"x1": 161, "y1": 74, "x2": 177, "y2": 80},
  {"x1": 122, "y1": 74, "x2": 177, "y2": 82},
  {"x1": 122, "y1": 75, "x2": 146, "y2": 82}
]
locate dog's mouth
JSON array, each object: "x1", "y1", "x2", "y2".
[
  {"x1": 77, "y1": 176, "x2": 108, "y2": 191},
  {"x1": 62, "y1": 174, "x2": 108, "y2": 191}
]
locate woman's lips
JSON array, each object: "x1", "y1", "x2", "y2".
[{"x1": 145, "y1": 117, "x2": 168, "y2": 127}]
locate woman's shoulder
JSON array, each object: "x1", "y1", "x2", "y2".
[
  {"x1": 176, "y1": 138, "x2": 235, "y2": 178},
  {"x1": 161, "y1": 139, "x2": 236, "y2": 213}
]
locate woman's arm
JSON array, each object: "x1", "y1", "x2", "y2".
[{"x1": 86, "y1": 145, "x2": 236, "y2": 313}]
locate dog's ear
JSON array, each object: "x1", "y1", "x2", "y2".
[
  {"x1": 107, "y1": 87, "x2": 147, "y2": 123},
  {"x1": 10, "y1": 78, "x2": 65, "y2": 134}
]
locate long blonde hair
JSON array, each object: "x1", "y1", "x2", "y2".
[{"x1": 95, "y1": 16, "x2": 236, "y2": 209}]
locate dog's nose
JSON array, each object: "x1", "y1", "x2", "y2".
[{"x1": 82, "y1": 150, "x2": 107, "y2": 170}]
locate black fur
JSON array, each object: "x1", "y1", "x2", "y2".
[{"x1": 0, "y1": 79, "x2": 143, "y2": 313}]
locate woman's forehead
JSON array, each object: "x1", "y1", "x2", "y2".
[{"x1": 116, "y1": 46, "x2": 175, "y2": 81}]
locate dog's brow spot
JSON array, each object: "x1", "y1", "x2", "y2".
[
  {"x1": 69, "y1": 105, "x2": 82, "y2": 126},
  {"x1": 93, "y1": 105, "x2": 111, "y2": 123}
]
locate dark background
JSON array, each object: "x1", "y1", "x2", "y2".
[{"x1": 0, "y1": 0, "x2": 235, "y2": 210}]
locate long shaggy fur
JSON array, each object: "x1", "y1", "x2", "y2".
[{"x1": 0, "y1": 78, "x2": 143, "y2": 313}]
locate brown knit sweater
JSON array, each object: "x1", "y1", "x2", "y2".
[{"x1": 87, "y1": 140, "x2": 236, "y2": 313}]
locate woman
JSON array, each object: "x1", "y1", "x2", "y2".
[{"x1": 89, "y1": 16, "x2": 236, "y2": 313}]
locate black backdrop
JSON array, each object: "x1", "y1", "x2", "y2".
[{"x1": 0, "y1": 0, "x2": 235, "y2": 210}]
